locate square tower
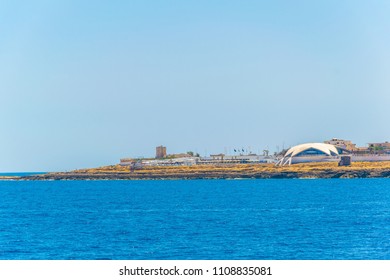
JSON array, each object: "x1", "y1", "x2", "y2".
[{"x1": 156, "y1": 146, "x2": 167, "y2": 159}]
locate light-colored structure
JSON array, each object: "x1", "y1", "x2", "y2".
[
  {"x1": 200, "y1": 154, "x2": 275, "y2": 164},
  {"x1": 276, "y1": 143, "x2": 342, "y2": 166},
  {"x1": 368, "y1": 142, "x2": 390, "y2": 152},
  {"x1": 351, "y1": 154, "x2": 390, "y2": 162},
  {"x1": 142, "y1": 157, "x2": 198, "y2": 166},
  {"x1": 120, "y1": 158, "x2": 135, "y2": 165},
  {"x1": 324, "y1": 138, "x2": 357, "y2": 151}
]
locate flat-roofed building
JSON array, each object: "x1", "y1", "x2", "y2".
[
  {"x1": 324, "y1": 138, "x2": 357, "y2": 151},
  {"x1": 368, "y1": 142, "x2": 390, "y2": 153},
  {"x1": 120, "y1": 158, "x2": 135, "y2": 165}
]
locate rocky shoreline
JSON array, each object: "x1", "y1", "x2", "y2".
[
  {"x1": 8, "y1": 162, "x2": 390, "y2": 180},
  {"x1": 0, "y1": 176, "x2": 21, "y2": 180}
]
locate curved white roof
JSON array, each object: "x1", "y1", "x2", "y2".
[{"x1": 284, "y1": 143, "x2": 339, "y2": 157}]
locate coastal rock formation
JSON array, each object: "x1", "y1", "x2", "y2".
[{"x1": 19, "y1": 162, "x2": 390, "y2": 180}]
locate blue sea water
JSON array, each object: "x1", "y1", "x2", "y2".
[{"x1": 0, "y1": 179, "x2": 389, "y2": 260}]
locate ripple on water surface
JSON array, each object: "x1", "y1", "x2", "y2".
[{"x1": 0, "y1": 179, "x2": 390, "y2": 259}]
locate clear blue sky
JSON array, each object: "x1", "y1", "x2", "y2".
[{"x1": 1, "y1": 0, "x2": 389, "y2": 171}]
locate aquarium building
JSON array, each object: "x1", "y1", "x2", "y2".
[{"x1": 276, "y1": 143, "x2": 343, "y2": 166}]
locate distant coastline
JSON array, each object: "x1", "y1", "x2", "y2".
[{"x1": 3, "y1": 162, "x2": 390, "y2": 180}]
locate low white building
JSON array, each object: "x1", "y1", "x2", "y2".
[{"x1": 199, "y1": 154, "x2": 275, "y2": 164}]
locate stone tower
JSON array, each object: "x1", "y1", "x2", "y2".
[{"x1": 156, "y1": 146, "x2": 167, "y2": 159}]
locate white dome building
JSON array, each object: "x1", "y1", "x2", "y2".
[{"x1": 276, "y1": 143, "x2": 344, "y2": 166}]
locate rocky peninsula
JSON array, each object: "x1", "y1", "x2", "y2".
[{"x1": 10, "y1": 161, "x2": 390, "y2": 180}]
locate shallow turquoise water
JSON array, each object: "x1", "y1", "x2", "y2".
[{"x1": 0, "y1": 179, "x2": 389, "y2": 259}]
